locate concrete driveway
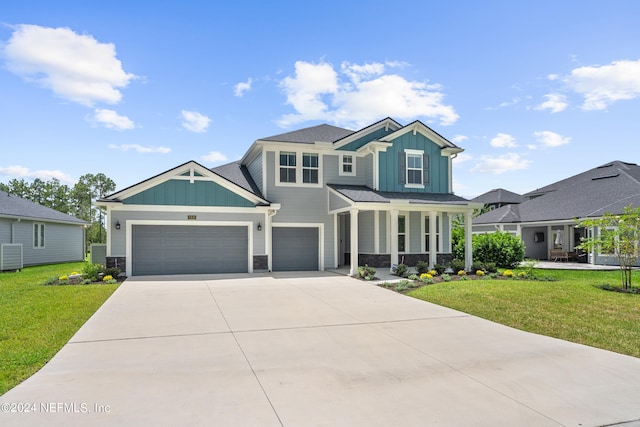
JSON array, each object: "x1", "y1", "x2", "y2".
[{"x1": 2, "y1": 272, "x2": 640, "y2": 426}]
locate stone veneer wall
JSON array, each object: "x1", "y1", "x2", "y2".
[
  {"x1": 106, "y1": 257, "x2": 127, "y2": 274},
  {"x1": 253, "y1": 255, "x2": 268, "y2": 271},
  {"x1": 345, "y1": 253, "x2": 453, "y2": 268}
]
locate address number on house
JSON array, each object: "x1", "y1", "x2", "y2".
[{"x1": 187, "y1": 215, "x2": 197, "y2": 220}]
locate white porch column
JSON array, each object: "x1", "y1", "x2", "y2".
[
  {"x1": 390, "y1": 209, "x2": 399, "y2": 270},
  {"x1": 374, "y1": 211, "x2": 380, "y2": 254},
  {"x1": 349, "y1": 209, "x2": 359, "y2": 276},
  {"x1": 429, "y1": 211, "x2": 437, "y2": 268},
  {"x1": 465, "y1": 211, "x2": 473, "y2": 271}
]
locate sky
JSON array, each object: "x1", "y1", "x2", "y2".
[{"x1": 1, "y1": 0, "x2": 640, "y2": 199}]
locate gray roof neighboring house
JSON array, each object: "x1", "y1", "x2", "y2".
[
  {"x1": 474, "y1": 161, "x2": 640, "y2": 225},
  {"x1": 472, "y1": 188, "x2": 525, "y2": 205},
  {"x1": 0, "y1": 190, "x2": 87, "y2": 225},
  {"x1": 329, "y1": 184, "x2": 473, "y2": 205}
]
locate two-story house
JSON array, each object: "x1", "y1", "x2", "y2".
[{"x1": 96, "y1": 117, "x2": 480, "y2": 277}]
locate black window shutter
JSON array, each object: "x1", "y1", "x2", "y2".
[
  {"x1": 398, "y1": 152, "x2": 406, "y2": 184},
  {"x1": 423, "y1": 154, "x2": 430, "y2": 185}
]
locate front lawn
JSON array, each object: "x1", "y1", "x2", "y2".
[
  {"x1": 0, "y1": 262, "x2": 119, "y2": 395},
  {"x1": 408, "y1": 269, "x2": 640, "y2": 358}
]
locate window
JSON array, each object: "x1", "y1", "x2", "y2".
[
  {"x1": 340, "y1": 154, "x2": 355, "y2": 176},
  {"x1": 279, "y1": 152, "x2": 296, "y2": 183},
  {"x1": 424, "y1": 216, "x2": 440, "y2": 252},
  {"x1": 33, "y1": 223, "x2": 45, "y2": 249},
  {"x1": 302, "y1": 153, "x2": 319, "y2": 183},
  {"x1": 407, "y1": 153, "x2": 422, "y2": 185},
  {"x1": 398, "y1": 215, "x2": 406, "y2": 252}
]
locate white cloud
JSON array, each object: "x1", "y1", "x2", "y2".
[
  {"x1": 3, "y1": 24, "x2": 136, "y2": 106},
  {"x1": 563, "y1": 59, "x2": 640, "y2": 110},
  {"x1": 181, "y1": 110, "x2": 211, "y2": 133},
  {"x1": 452, "y1": 153, "x2": 472, "y2": 163},
  {"x1": 471, "y1": 153, "x2": 531, "y2": 174},
  {"x1": 451, "y1": 135, "x2": 468, "y2": 144},
  {"x1": 108, "y1": 144, "x2": 170, "y2": 154},
  {"x1": 234, "y1": 78, "x2": 253, "y2": 97},
  {"x1": 535, "y1": 93, "x2": 568, "y2": 113},
  {"x1": 91, "y1": 109, "x2": 135, "y2": 130},
  {"x1": 533, "y1": 130, "x2": 571, "y2": 147},
  {"x1": 547, "y1": 74, "x2": 560, "y2": 81},
  {"x1": 277, "y1": 60, "x2": 458, "y2": 128},
  {"x1": 201, "y1": 151, "x2": 228, "y2": 163},
  {"x1": 0, "y1": 165, "x2": 74, "y2": 184},
  {"x1": 490, "y1": 133, "x2": 518, "y2": 148}
]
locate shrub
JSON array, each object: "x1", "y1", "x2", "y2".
[
  {"x1": 476, "y1": 270, "x2": 485, "y2": 276},
  {"x1": 58, "y1": 275, "x2": 69, "y2": 281},
  {"x1": 441, "y1": 273, "x2": 451, "y2": 282},
  {"x1": 80, "y1": 279, "x2": 92, "y2": 285},
  {"x1": 427, "y1": 269, "x2": 438, "y2": 276},
  {"x1": 104, "y1": 267, "x2": 121, "y2": 278},
  {"x1": 433, "y1": 263, "x2": 446, "y2": 275},
  {"x1": 471, "y1": 260, "x2": 485, "y2": 273},
  {"x1": 408, "y1": 274, "x2": 419, "y2": 280},
  {"x1": 43, "y1": 276, "x2": 58, "y2": 286},
  {"x1": 503, "y1": 270, "x2": 515, "y2": 278},
  {"x1": 420, "y1": 276, "x2": 434, "y2": 284},
  {"x1": 357, "y1": 265, "x2": 376, "y2": 281},
  {"x1": 457, "y1": 270, "x2": 466, "y2": 276},
  {"x1": 415, "y1": 261, "x2": 430, "y2": 275},
  {"x1": 103, "y1": 275, "x2": 113, "y2": 282},
  {"x1": 393, "y1": 263, "x2": 409, "y2": 278},
  {"x1": 396, "y1": 280, "x2": 410, "y2": 292},
  {"x1": 484, "y1": 262, "x2": 498, "y2": 273},
  {"x1": 459, "y1": 275, "x2": 469, "y2": 281},
  {"x1": 450, "y1": 259, "x2": 465, "y2": 273},
  {"x1": 82, "y1": 263, "x2": 103, "y2": 282},
  {"x1": 419, "y1": 273, "x2": 432, "y2": 280},
  {"x1": 473, "y1": 231, "x2": 525, "y2": 269}
]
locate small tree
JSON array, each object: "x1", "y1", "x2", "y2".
[
  {"x1": 576, "y1": 205, "x2": 640, "y2": 289},
  {"x1": 473, "y1": 231, "x2": 525, "y2": 269}
]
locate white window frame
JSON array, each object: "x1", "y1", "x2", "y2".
[
  {"x1": 339, "y1": 153, "x2": 356, "y2": 176},
  {"x1": 33, "y1": 222, "x2": 45, "y2": 249},
  {"x1": 275, "y1": 150, "x2": 323, "y2": 188},
  {"x1": 279, "y1": 151, "x2": 297, "y2": 184},
  {"x1": 302, "y1": 153, "x2": 319, "y2": 184},
  {"x1": 405, "y1": 149, "x2": 424, "y2": 189},
  {"x1": 398, "y1": 213, "x2": 409, "y2": 253},
  {"x1": 422, "y1": 213, "x2": 441, "y2": 253}
]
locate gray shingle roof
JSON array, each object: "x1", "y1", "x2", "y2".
[
  {"x1": 0, "y1": 190, "x2": 87, "y2": 224},
  {"x1": 329, "y1": 184, "x2": 472, "y2": 205},
  {"x1": 472, "y1": 188, "x2": 525, "y2": 205},
  {"x1": 211, "y1": 161, "x2": 266, "y2": 200},
  {"x1": 260, "y1": 124, "x2": 355, "y2": 144},
  {"x1": 474, "y1": 161, "x2": 640, "y2": 224}
]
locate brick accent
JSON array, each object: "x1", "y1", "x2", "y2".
[
  {"x1": 106, "y1": 257, "x2": 126, "y2": 274},
  {"x1": 253, "y1": 255, "x2": 268, "y2": 271},
  {"x1": 346, "y1": 253, "x2": 452, "y2": 268}
]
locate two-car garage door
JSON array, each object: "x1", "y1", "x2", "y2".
[{"x1": 132, "y1": 225, "x2": 248, "y2": 276}]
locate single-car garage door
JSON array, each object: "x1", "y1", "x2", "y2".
[
  {"x1": 272, "y1": 227, "x2": 319, "y2": 271},
  {"x1": 132, "y1": 225, "x2": 248, "y2": 276}
]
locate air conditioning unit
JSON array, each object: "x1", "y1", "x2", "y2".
[{"x1": 1, "y1": 244, "x2": 23, "y2": 271}]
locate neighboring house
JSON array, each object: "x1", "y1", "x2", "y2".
[
  {"x1": 0, "y1": 190, "x2": 87, "y2": 271},
  {"x1": 471, "y1": 188, "x2": 525, "y2": 211},
  {"x1": 472, "y1": 161, "x2": 640, "y2": 266},
  {"x1": 96, "y1": 117, "x2": 481, "y2": 277}
]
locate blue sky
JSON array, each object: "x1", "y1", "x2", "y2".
[{"x1": 1, "y1": 0, "x2": 640, "y2": 199}]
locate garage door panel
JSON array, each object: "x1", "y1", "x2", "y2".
[
  {"x1": 132, "y1": 225, "x2": 248, "y2": 276},
  {"x1": 272, "y1": 227, "x2": 319, "y2": 271}
]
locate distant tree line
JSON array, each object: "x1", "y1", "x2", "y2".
[{"x1": 0, "y1": 173, "x2": 116, "y2": 246}]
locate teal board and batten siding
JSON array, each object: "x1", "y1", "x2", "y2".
[
  {"x1": 123, "y1": 180, "x2": 255, "y2": 208},
  {"x1": 378, "y1": 133, "x2": 449, "y2": 193},
  {"x1": 336, "y1": 127, "x2": 395, "y2": 152}
]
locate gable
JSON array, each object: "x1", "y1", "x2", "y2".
[
  {"x1": 122, "y1": 179, "x2": 256, "y2": 207},
  {"x1": 336, "y1": 127, "x2": 396, "y2": 151},
  {"x1": 378, "y1": 131, "x2": 449, "y2": 193}
]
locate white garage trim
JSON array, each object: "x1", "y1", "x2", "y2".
[
  {"x1": 125, "y1": 220, "x2": 253, "y2": 276},
  {"x1": 271, "y1": 222, "x2": 324, "y2": 271}
]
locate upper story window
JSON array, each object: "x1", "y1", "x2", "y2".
[
  {"x1": 279, "y1": 152, "x2": 296, "y2": 183},
  {"x1": 340, "y1": 154, "x2": 355, "y2": 176},
  {"x1": 276, "y1": 151, "x2": 322, "y2": 187},
  {"x1": 401, "y1": 149, "x2": 429, "y2": 189},
  {"x1": 303, "y1": 153, "x2": 319, "y2": 184},
  {"x1": 33, "y1": 223, "x2": 45, "y2": 249}
]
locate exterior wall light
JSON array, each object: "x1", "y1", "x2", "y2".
[
  {"x1": 115, "y1": 221, "x2": 121, "y2": 230},
  {"x1": 257, "y1": 222, "x2": 262, "y2": 231}
]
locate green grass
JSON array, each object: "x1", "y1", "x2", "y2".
[
  {"x1": 0, "y1": 262, "x2": 118, "y2": 395},
  {"x1": 408, "y1": 269, "x2": 640, "y2": 358}
]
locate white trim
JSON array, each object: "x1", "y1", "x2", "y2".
[
  {"x1": 125, "y1": 220, "x2": 253, "y2": 276},
  {"x1": 334, "y1": 214, "x2": 339, "y2": 268},
  {"x1": 33, "y1": 222, "x2": 45, "y2": 249},
  {"x1": 421, "y1": 212, "x2": 442, "y2": 253},
  {"x1": 339, "y1": 153, "x2": 356, "y2": 176},
  {"x1": 404, "y1": 149, "x2": 424, "y2": 188},
  {"x1": 398, "y1": 212, "x2": 409, "y2": 254},
  {"x1": 271, "y1": 222, "x2": 325, "y2": 270},
  {"x1": 374, "y1": 210, "x2": 380, "y2": 254},
  {"x1": 333, "y1": 118, "x2": 402, "y2": 149},
  {"x1": 107, "y1": 204, "x2": 277, "y2": 213}
]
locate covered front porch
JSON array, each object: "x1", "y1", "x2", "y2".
[{"x1": 328, "y1": 185, "x2": 480, "y2": 276}]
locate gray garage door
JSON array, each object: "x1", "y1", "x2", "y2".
[
  {"x1": 272, "y1": 227, "x2": 319, "y2": 271},
  {"x1": 132, "y1": 225, "x2": 248, "y2": 276}
]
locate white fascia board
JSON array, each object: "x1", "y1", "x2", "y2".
[
  {"x1": 105, "y1": 161, "x2": 269, "y2": 206},
  {"x1": 381, "y1": 121, "x2": 456, "y2": 149},
  {"x1": 106, "y1": 204, "x2": 274, "y2": 213},
  {"x1": 442, "y1": 147, "x2": 464, "y2": 156},
  {"x1": 333, "y1": 118, "x2": 402, "y2": 149},
  {"x1": 355, "y1": 141, "x2": 393, "y2": 154}
]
